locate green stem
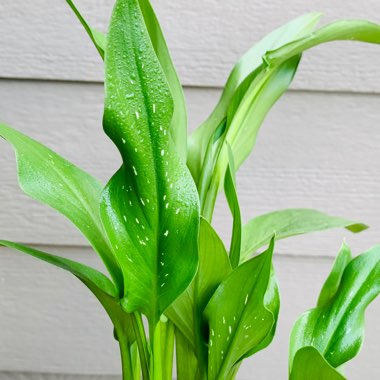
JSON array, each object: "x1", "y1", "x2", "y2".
[
  {"x1": 153, "y1": 321, "x2": 163, "y2": 380},
  {"x1": 132, "y1": 312, "x2": 150, "y2": 380},
  {"x1": 118, "y1": 332, "x2": 134, "y2": 380},
  {"x1": 163, "y1": 320, "x2": 175, "y2": 380}
]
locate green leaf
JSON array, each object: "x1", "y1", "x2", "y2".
[
  {"x1": 0, "y1": 240, "x2": 117, "y2": 298},
  {"x1": 166, "y1": 218, "x2": 231, "y2": 372},
  {"x1": 0, "y1": 123, "x2": 123, "y2": 293},
  {"x1": 265, "y1": 20, "x2": 380, "y2": 68},
  {"x1": 187, "y1": 13, "x2": 322, "y2": 183},
  {"x1": 317, "y1": 242, "x2": 352, "y2": 307},
  {"x1": 289, "y1": 244, "x2": 380, "y2": 374},
  {"x1": 241, "y1": 208, "x2": 367, "y2": 261},
  {"x1": 0, "y1": 240, "x2": 136, "y2": 360},
  {"x1": 204, "y1": 237, "x2": 276, "y2": 379},
  {"x1": 66, "y1": 0, "x2": 106, "y2": 59},
  {"x1": 224, "y1": 145, "x2": 242, "y2": 269},
  {"x1": 290, "y1": 347, "x2": 345, "y2": 380},
  {"x1": 67, "y1": 0, "x2": 187, "y2": 162},
  {"x1": 175, "y1": 328, "x2": 198, "y2": 380},
  {"x1": 200, "y1": 55, "x2": 302, "y2": 218},
  {"x1": 100, "y1": 0, "x2": 199, "y2": 325}
]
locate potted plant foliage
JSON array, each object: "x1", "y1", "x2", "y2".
[{"x1": 0, "y1": 0, "x2": 379, "y2": 379}]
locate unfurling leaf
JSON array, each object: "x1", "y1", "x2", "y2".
[{"x1": 289, "y1": 244, "x2": 380, "y2": 379}]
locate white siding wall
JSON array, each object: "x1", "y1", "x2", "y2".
[{"x1": 0, "y1": 0, "x2": 379, "y2": 379}]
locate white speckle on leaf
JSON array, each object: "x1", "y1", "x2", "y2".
[
  {"x1": 134, "y1": 147, "x2": 138, "y2": 152},
  {"x1": 135, "y1": 218, "x2": 140, "y2": 224},
  {"x1": 145, "y1": 236, "x2": 149, "y2": 241},
  {"x1": 127, "y1": 256, "x2": 133, "y2": 263},
  {"x1": 165, "y1": 273, "x2": 169, "y2": 277},
  {"x1": 153, "y1": 104, "x2": 156, "y2": 113},
  {"x1": 210, "y1": 339, "x2": 213, "y2": 347},
  {"x1": 211, "y1": 329, "x2": 215, "y2": 337},
  {"x1": 161, "y1": 149, "x2": 165, "y2": 156},
  {"x1": 140, "y1": 198, "x2": 145, "y2": 206},
  {"x1": 160, "y1": 261, "x2": 165, "y2": 266},
  {"x1": 122, "y1": 138, "x2": 126, "y2": 144},
  {"x1": 123, "y1": 215, "x2": 127, "y2": 222},
  {"x1": 176, "y1": 208, "x2": 180, "y2": 214},
  {"x1": 164, "y1": 230, "x2": 169, "y2": 237},
  {"x1": 163, "y1": 195, "x2": 167, "y2": 201},
  {"x1": 244, "y1": 294, "x2": 249, "y2": 305},
  {"x1": 161, "y1": 283, "x2": 165, "y2": 287},
  {"x1": 229, "y1": 325, "x2": 232, "y2": 334},
  {"x1": 115, "y1": 244, "x2": 119, "y2": 250},
  {"x1": 129, "y1": 201, "x2": 133, "y2": 206},
  {"x1": 132, "y1": 166, "x2": 138, "y2": 176},
  {"x1": 165, "y1": 203, "x2": 169, "y2": 209},
  {"x1": 222, "y1": 316, "x2": 226, "y2": 325}
]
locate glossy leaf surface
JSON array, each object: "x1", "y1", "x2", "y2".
[
  {"x1": 241, "y1": 208, "x2": 367, "y2": 261},
  {"x1": 0, "y1": 123, "x2": 122, "y2": 292},
  {"x1": 290, "y1": 244, "x2": 380, "y2": 375},
  {"x1": 204, "y1": 238, "x2": 275, "y2": 379},
  {"x1": 100, "y1": 0, "x2": 199, "y2": 325}
]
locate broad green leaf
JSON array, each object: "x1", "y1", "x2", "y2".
[
  {"x1": 67, "y1": 0, "x2": 188, "y2": 161},
  {"x1": 100, "y1": 0, "x2": 199, "y2": 325},
  {"x1": 166, "y1": 218, "x2": 231, "y2": 370},
  {"x1": 0, "y1": 123, "x2": 122, "y2": 293},
  {"x1": 317, "y1": 242, "x2": 352, "y2": 307},
  {"x1": 241, "y1": 208, "x2": 367, "y2": 261},
  {"x1": 289, "y1": 245, "x2": 380, "y2": 373},
  {"x1": 265, "y1": 20, "x2": 380, "y2": 68},
  {"x1": 290, "y1": 347, "x2": 345, "y2": 380},
  {"x1": 187, "y1": 13, "x2": 322, "y2": 183},
  {"x1": 224, "y1": 145, "x2": 242, "y2": 269},
  {"x1": 204, "y1": 238, "x2": 275, "y2": 379},
  {"x1": 66, "y1": 0, "x2": 106, "y2": 59}
]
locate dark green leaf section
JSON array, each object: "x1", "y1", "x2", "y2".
[
  {"x1": 241, "y1": 208, "x2": 367, "y2": 261},
  {"x1": 187, "y1": 13, "x2": 322, "y2": 184},
  {"x1": 290, "y1": 347, "x2": 345, "y2": 380},
  {"x1": 167, "y1": 218, "x2": 231, "y2": 375},
  {"x1": 0, "y1": 123, "x2": 122, "y2": 293},
  {"x1": 224, "y1": 145, "x2": 242, "y2": 269},
  {"x1": 204, "y1": 238, "x2": 276, "y2": 379},
  {"x1": 100, "y1": 0, "x2": 199, "y2": 325},
  {"x1": 289, "y1": 244, "x2": 380, "y2": 377},
  {"x1": 66, "y1": 0, "x2": 106, "y2": 59},
  {"x1": 265, "y1": 20, "x2": 380, "y2": 68}
]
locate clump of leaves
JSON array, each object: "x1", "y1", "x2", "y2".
[{"x1": 1, "y1": 0, "x2": 379, "y2": 379}]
